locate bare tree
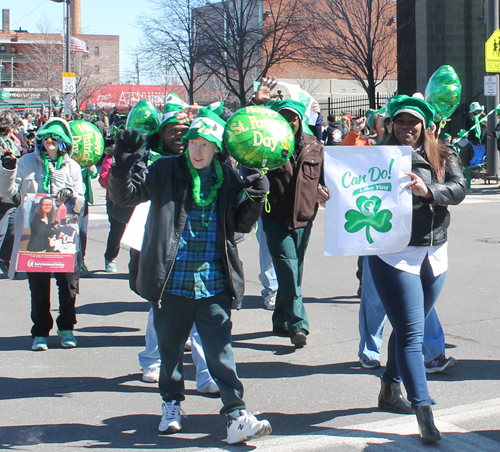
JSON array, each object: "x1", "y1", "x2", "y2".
[
  {"x1": 138, "y1": 0, "x2": 214, "y2": 103},
  {"x1": 302, "y1": 0, "x2": 397, "y2": 108},
  {"x1": 72, "y1": 52, "x2": 116, "y2": 110},
  {"x1": 19, "y1": 21, "x2": 64, "y2": 115},
  {"x1": 195, "y1": 0, "x2": 306, "y2": 107}
]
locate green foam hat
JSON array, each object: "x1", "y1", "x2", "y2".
[
  {"x1": 182, "y1": 107, "x2": 226, "y2": 152},
  {"x1": 387, "y1": 95, "x2": 436, "y2": 128},
  {"x1": 269, "y1": 99, "x2": 307, "y2": 121},
  {"x1": 457, "y1": 129, "x2": 468, "y2": 139},
  {"x1": 36, "y1": 118, "x2": 73, "y2": 151},
  {"x1": 365, "y1": 109, "x2": 378, "y2": 131},
  {"x1": 158, "y1": 93, "x2": 190, "y2": 131}
]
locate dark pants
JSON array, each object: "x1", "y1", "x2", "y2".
[
  {"x1": 27, "y1": 268, "x2": 80, "y2": 337},
  {"x1": 0, "y1": 205, "x2": 16, "y2": 265},
  {"x1": 104, "y1": 200, "x2": 127, "y2": 261},
  {"x1": 151, "y1": 288, "x2": 245, "y2": 419},
  {"x1": 367, "y1": 255, "x2": 446, "y2": 407},
  {"x1": 262, "y1": 220, "x2": 311, "y2": 335}
]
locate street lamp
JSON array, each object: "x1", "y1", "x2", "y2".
[{"x1": 51, "y1": 0, "x2": 71, "y2": 72}]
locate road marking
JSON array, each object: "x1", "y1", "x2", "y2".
[{"x1": 240, "y1": 398, "x2": 500, "y2": 452}]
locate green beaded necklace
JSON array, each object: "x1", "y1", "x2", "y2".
[
  {"x1": 40, "y1": 150, "x2": 64, "y2": 193},
  {"x1": 185, "y1": 150, "x2": 224, "y2": 207}
]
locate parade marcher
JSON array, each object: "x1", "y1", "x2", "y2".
[
  {"x1": 129, "y1": 96, "x2": 219, "y2": 393},
  {"x1": 0, "y1": 112, "x2": 20, "y2": 274},
  {"x1": 468, "y1": 101, "x2": 486, "y2": 145},
  {"x1": 322, "y1": 114, "x2": 344, "y2": 145},
  {"x1": 454, "y1": 129, "x2": 475, "y2": 192},
  {"x1": 368, "y1": 96, "x2": 466, "y2": 444},
  {"x1": 262, "y1": 99, "x2": 328, "y2": 348},
  {"x1": 80, "y1": 165, "x2": 98, "y2": 277},
  {"x1": 0, "y1": 118, "x2": 84, "y2": 351},
  {"x1": 343, "y1": 112, "x2": 457, "y2": 372},
  {"x1": 108, "y1": 108, "x2": 272, "y2": 443}
]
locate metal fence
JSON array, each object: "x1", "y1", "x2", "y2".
[{"x1": 318, "y1": 93, "x2": 393, "y2": 120}]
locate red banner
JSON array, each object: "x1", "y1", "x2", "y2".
[
  {"x1": 81, "y1": 85, "x2": 186, "y2": 110},
  {"x1": 17, "y1": 252, "x2": 76, "y2": 273}
]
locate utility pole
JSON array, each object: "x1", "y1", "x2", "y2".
[{"x1": 486, "y1": 0, "x2": 499, "y2": 179}]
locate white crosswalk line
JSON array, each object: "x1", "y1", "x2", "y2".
[{"x1": 247, "y1": 398, "x2": 500, "y2": 452}]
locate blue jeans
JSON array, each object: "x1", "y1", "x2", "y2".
[
  {"x1": 359, "y1": 257, "x2": 446, "y2": 363},
  {"x1": 366, "y1": 255, "x2": 446, "y2": 407},
  {"x1": 256, "y1": 219, "x2": 278, "y2": 296}
]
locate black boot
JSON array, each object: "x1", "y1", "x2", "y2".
[
  {"x1": 378, "y1": 378, "x2": 415, "y2": 414},
  {"x1": 416, "y1": 405, "x2": 441, "y2": 444}
]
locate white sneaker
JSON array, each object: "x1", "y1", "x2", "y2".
[
  {"x1": 142, "y1": 367, "x2": 160, "y2": 383},
  {"x1": 226, "y1": 410, "x2": 272, "y2": 444},
  {"x1": 196, "y1": 380, "x2": 220, "y2": 394},
  {"x1": 263, "y1": 292, "x2": 276, "y2": 310},
  {"x1": 159, "y1": 401, "x2": 186, "y2": 433}
]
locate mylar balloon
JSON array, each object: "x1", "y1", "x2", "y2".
[
  {"x1": 126, "y1": 99, "x2": 160, "y2": 134},
  {"x1": 224, "y1": 106, "x2": 295, "y2": 170},
  {"x1": 425, "y1": 65, "x2": 462, "y2": 120},
  {"x1": 70, "y1": 120, "x2": 104, "y2": 169}
]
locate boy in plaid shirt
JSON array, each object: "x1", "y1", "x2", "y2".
[{"x1": 109, "y1": 108, "x2": 272, "y2": 444}]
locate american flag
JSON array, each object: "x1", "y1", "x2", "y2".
[{"x1": 63, "y1": 36, "x2": 89, "y2": 53}]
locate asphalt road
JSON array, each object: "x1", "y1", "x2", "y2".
[{"x1": 1, "y1": 180, "x2": 499, "y2": 451}]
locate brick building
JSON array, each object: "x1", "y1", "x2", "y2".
[{"x1": 0, "y1": 8, "x2": 119, "y2": 109}]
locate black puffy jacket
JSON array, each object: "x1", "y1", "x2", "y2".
[
  {"x1": 409, "y1": 149, "x2": 466, "y2": 246},
  {"x1": 108, "y1": 154, "x2": 263, "y2": 305}
]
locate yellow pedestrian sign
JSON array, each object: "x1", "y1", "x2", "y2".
[{"x1": 485, "y1": 29, "x2": 500, "y2": 72}]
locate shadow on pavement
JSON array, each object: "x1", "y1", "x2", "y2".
[
  {"x1": 76, "y1": 301, "x2": 150, "y2": 316},
  {"x1": 0, "y1": 374, "x2": 156, "y2": 401},
  {"x1": 3, "y1": 408, "x2": 497, "y2": 450}
]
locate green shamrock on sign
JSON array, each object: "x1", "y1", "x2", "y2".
[{"x1": 344, "y1": 196, "x2": 392, "y2": 244}]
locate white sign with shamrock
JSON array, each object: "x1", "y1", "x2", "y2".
[{"x1": 324, "y1": 145, "x2": 413, "y2": 256}]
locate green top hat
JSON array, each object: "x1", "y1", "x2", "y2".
[
  {"x1": 387, "y1": 95, "x2": 436, "y2": 128},
  {"x1": 182, "y1": 107, "x2": 226, "y2": 152}
]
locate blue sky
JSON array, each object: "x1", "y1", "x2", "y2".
[{"x1": 3, "y1": 0, "x2": 144, "y2": 82}]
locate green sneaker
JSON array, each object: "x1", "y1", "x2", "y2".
[
  {"x1": 57, "y1": 330, "x2": 77, "y2": 348},
  {"x1": 32, "y1": 337, "x2": 48, "y2": 351}
]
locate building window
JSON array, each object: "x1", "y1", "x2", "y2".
[
  {"x1": 341, "y1": 88, "x2": 346, "y2": 94},
  {"x1": 0, "y1": 45, "x2": 6, "y2": 53},
  {"x1": 352, "y1": 88, "x2": 357, "y2": 93},
  {"x1": 95, "y1": 46, "x2": 99, "y2": 55}
]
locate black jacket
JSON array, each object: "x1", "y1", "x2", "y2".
[
  {"x1": 108, "y1": 154, "x2": 263, "y2": 305},
  {"x1": 409, "y1": 149, "x2": 466, "y2": 246}
]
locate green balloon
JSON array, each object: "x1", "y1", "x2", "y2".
[
  {"x1": 126, "y1": 99, "x2": 160, "y2": 134},
  {"x1": 70, "y1": 120, "x2": 104, "y2": 169},
  {"x1": 224, "y1": 106, "x2": 295, "y2": 170},
  {"x1": 425, "y1": 65, "x2": 462, "y2": 120}
]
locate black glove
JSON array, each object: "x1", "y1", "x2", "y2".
[
  {"x1": 112, "y1": 128, "x2": 146, "y2": 178},
  {"x1": 56, "y1": 188, "x2": 73, "y2": 201},
  {"x1": 244, "y1": 170, "x2": 270, "y2": 198},
  {"x1": 1, "y1": 151, "x2": 17, "y2": 170}
]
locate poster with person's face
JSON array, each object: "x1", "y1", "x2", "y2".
[{"x1": 16, "y1": 193, "x2": 82, "y2": 273}]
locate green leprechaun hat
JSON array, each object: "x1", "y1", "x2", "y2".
[
  {"x1": 182, "y1": 107, "x2": 226, "y2": 152},
  {"x1": 158, "y1": 93, "x2": 190, "y2": 131},
  {"x1": 36, "y1": 117, "x2": 73, "y2": 153}
]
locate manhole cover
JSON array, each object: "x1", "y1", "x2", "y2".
[{"x1": 478, "y1": 238, "x2": 500, "y2": 243}]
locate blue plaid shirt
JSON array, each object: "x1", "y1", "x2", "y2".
[{"x1": 164, "y1": 194, "x2": 227, "y2": 299}]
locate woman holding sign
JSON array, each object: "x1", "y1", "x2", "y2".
[{"x1": 366, "y1": 96, "x2": 466, "y2": 444}]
